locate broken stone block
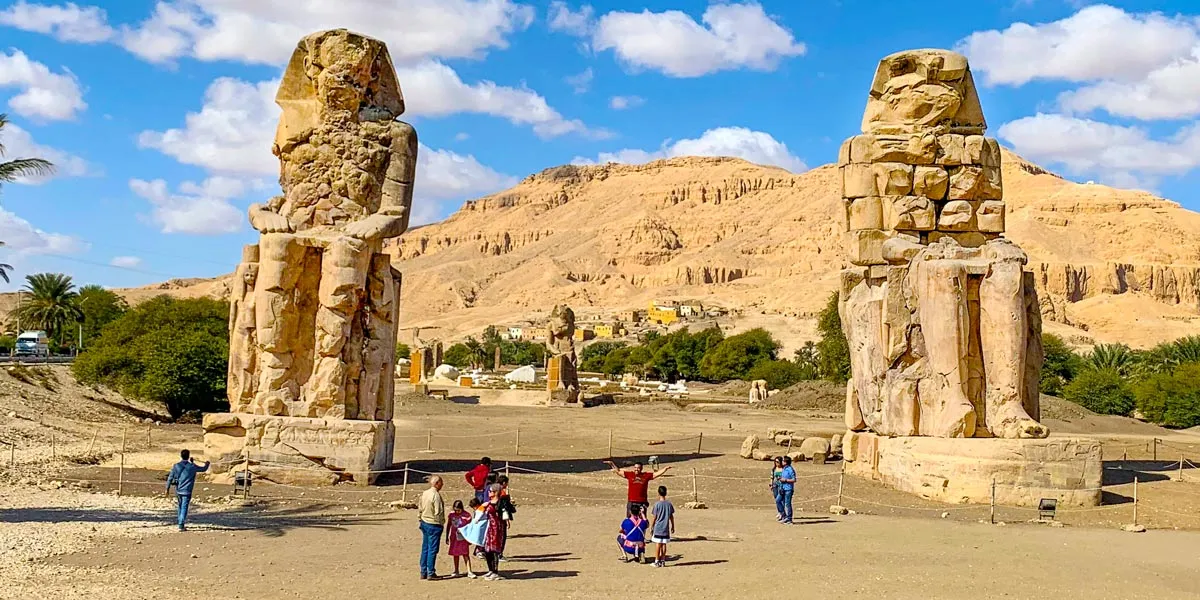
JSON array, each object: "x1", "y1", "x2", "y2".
[
  {"x1": 948, "y1": 166, "x2": 1002, "y2": 200},
  {"x1": 885, "y1": 196, "x2": 936, "y2": 231},
  {"x1": 936, "y1": 134, "x2": 968, "y2": 166},
  {"x1": 873, "y1": 163, "x2": 914, "y2": 196},
  {"x1": 912, "y1": 166, "x2": 949, "y2": 200},
  {"x1": 842, "y1": 163, "x2": 875, "y2": 199},
  {"x1": 830, "y1": 433, "x2": 844, "y2": 456},
  {"x1": 800, "y1": 437, "x2": 831, "y2": 461},
  {"x1": 845, "y1": 229, "x2": 888, "y2": 266},
  {"x1": 766, "y1": 427, "x2": 794, "y2": 438},
  {"x1": 838, "y1": 138, "x2": 852, "y2": 165},
  {"x1": 847, "y1": 196, "x2": 884, "y2": 230},
  {"x1": 937, "y1": 200, "x2": 976, "y2": 231},
  {"x1": 849, "y1": 134, "x2": 936, "y2": 165},
  {"x1": 740, "y1": 434, "x2": 760, "y2": 459},
  {"x1": 965, "y1": 135, "x2": 1001, "y2": 167},
  {"x1": 977, "y1": 200, "x2": 1006, "y2": 233},
  {"x1": 751, "y1": 448, "x2": 774, "y2": 461}
]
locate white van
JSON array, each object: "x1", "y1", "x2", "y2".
[{"x1": 15, "y1": 331, "x2": 49, "y2": 357}]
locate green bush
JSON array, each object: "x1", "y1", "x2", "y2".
[
  {"x1": 1062, "y1": 369, "x2": 1135, "y2": 416},
  {"x1": 815, "y1": 293, "x2": 850, "y2": 382},
  {"x1": 395, "y1": 342, "x2": 411, "y2": 363},
  {"x1": 580, "y1": 342, "x2": 625, "y2": 372},
  {"x1": 748, "y1": 359, "x2": 813, "y2": 390},
  {"x1": 442, "y1": 343, "x2": 471, "y2": 368},
  {"x1": 1134, "y1": 363, "x2": 1200, "y2": 428},
  {"x1": 72, "y1": 296, "x2": 229, "y2": 420},
  {"x1": 699, "y1": 328, "x2": 778, "y2": 382},
  {"x1": 1041, "y1": 334, "x2": 1083, "y2": 395}
]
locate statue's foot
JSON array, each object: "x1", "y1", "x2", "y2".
[
  {"x1": 932, "y1": 398, "x2": 976, "y2": 438},
  {"x1": 988, "y1": 402, "x2": 1049, "y2": 439}
]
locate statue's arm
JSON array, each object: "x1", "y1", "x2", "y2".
[
  {"x1": 248, "y1": 200, "x2": 292, "y2": 233},
  {"x1": 343, "y1": 121, "x2": 416, "y2": 241}
]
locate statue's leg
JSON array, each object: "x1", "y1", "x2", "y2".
[
  {"x1": 254, "y1": 235, "x2": 303, "y2": 414},
  {"x1": 915, "y1": 259, "x2": 977, "y2": 437},
  {"x1": 980, "y1": 260, "x2": 1049, "y2": 439},
  {"x1": 308, "y1": 236, "x2": 371, "y2": 418},
  {"x1": 357, "y1": 253, "x2": 396, "y2": 420}
]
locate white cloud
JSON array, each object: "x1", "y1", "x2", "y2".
[
  {"x1": 565, "y1": 67, "x2": 593, "y2": 94},
  {"x1": 137, "y1": 77, "x2": 277, "y2": 176},
  {"x1": 0, "y1": 206, "x2": 85, "y2": 255},
  {"x1": 454, "y1": 132, "x2": 470, "y2": 141},
  {"x1": 0, "y1": 50, "x2": 86, "y2": 121},
  {"x1": 1, "y1": 122, "x2": 91, "y2": 183},
  {"x1": 413, "y1": 147, "x2": 518, "y2": 224},
  {"x1": 129, "y1": 176, "x2": 253, "y2": 235},
  {"x1": 590, "y1": 2, "x2": 805, "y2": 77},
  {"x1": 959, "y1": 5, "x2": 1199, "y2": 86},
  {"x1": 998, "y1": 113, "x2": 1200, "y2": 188},
  {"x1": 46, "y1": 0, "x2": 534, "y2": 65},
  {"x1": 574, "y1": 126, "x2": 806, "y2": 172},
  {"x1": 398, "y1": 61, "x2": 609, "y2": 138},
  {"x1": 0, "y1": 0, "x2": 114, "y2": 42},
  {"x1": 1057, "y1": 50, "x2": 1200, "y2": 120},
  {"x1": 609, "y1": 95, "x2": 644, "y2": 110},
  {"x1": 110, "y1": 255, "x2": 143, "y2": 268},
  {"x1": 548, "y1": 1, "x2": 594, "y2": 36}
]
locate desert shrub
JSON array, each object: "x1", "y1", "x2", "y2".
[
  {"x1": 1062, "y1": 369, "x2": 1135, "y2": 416},
  {"x1": 72, "y1": 296, "x2": 229, "y2": 420},
  {"x1": 815, "y1": 292, "x2": 850, "y2": 382},
  {"x1": 1041, "y1": 333, "x2": 1083, "y2": 395},
  {"x1": 748, "y1": 359, "x2": 814, "y2": 389},
  {"x1": 1133, "y1": 363, "x2": 1200, "y2": 428},
  {"x1": 699, "y1": 328, "x2": 778, "y2": 382}
]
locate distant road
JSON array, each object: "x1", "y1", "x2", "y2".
[{"x1": 0, "y1": 356, "x2": 75, "y2": 365}]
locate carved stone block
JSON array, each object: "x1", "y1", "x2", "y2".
[
  {"x1": 884, "y1": 195, "x2": 936, "y2": 231},
  {"x1": 937, "y1": 200, "x2": 977, "y2": 231},
  {"x1": 849, "y1": 134, "x2": 936, "y2": 165},
  {"x1": 845, "y1": 229, "x2": 889, "y2": 266},
  {"x1": 977, "y1": 200, "x2": 1006, "y2": 233},
  {"x1": 948, "y1": 166, "x2": 1002, "y2": 200},
  {"x1": 847, "y1": 196, "x2": 884, "y2": 230},
  {"x1": 912, "y1": 166, "x2": 949, "y2": 200}
]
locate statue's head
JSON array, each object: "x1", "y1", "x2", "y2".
[
  {"x1": 548, "y1": 305, "x2": 575, "y2": 338},
  {"x1": 275, "y1": 29, "x2": 404, "y2": 148},
  {"x1": 242, "y1": 263, "x2": 259, "y2": 287},
  {"x1": 863, "y1": 49, "x2": 985, "y2": 135}
]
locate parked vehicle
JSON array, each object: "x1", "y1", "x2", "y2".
[{"x1": 14, "y1": 331, "x2": 49, "y2": 357}]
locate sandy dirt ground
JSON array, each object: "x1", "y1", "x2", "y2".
[{"x1": 5, "y1": 382, "x2": 1200, "y2": 599}]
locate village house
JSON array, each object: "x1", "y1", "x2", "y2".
[
  {"x1": 678, "y1": 300, "x2": 705, "y2": 318},
  {"x1": 647, "y1": 301, "x2": 679, "y2": 325},
  {"x1": 573, "y1": 328, "x2": 596, "y2": 342},
  {"x1": 617, "y1": 309, "x2": 645, "y2": 324},
  {"x1": 594, "y1": 322, "x2": 627, "y2": 339}
]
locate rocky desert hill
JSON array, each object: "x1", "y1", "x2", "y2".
[{"x1": 8, "y1": 151, "x2": 1200, "y2": 351}]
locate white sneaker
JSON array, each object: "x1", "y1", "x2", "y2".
[
  {"x1": 484, "y1": 572, "x2": 500, "y2": 581},
  {"x1": 467, "y1": 572, "x2": 477, "y2": 579}
]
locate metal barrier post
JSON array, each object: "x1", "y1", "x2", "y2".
[{"x1": 118, "y1": 427, "x2": 126, "y2": 496}]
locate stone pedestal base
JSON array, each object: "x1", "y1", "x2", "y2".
[
  {"x1": 203, "y1": 413, "x2": 394, "y2": 486},
  {"x1": 844, "y1": 432, "x2": 1102, "y2": 507}
]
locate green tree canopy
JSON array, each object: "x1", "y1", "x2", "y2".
[
  {"x1": 1134, "y1": 363, "x2": 1200, "y2": 429},
  {"x1": 1062, "y1": 368, "x2": 1134, "y2": 416},
  {"x1": 580, "y1": 341, "x2": 625, "y2": 372},
  {"x1": 748, "y1": 359, "x2": 813, "y2": 390},
  {"x1": 815, "y1": 292, "x2": 850, "y2": 382},
  {"x1": 72, "y1": 296, "x2": 229, "y2": 419},
  {"x1": 698, "y1": 328, "x2": 778, "y2": 382},
  {"x1": 1040, "y1": 333, "x2": 1083, "y2": 395},
  {"x1": 77, "y1": 285, "x2": 128, "y2": 348}
]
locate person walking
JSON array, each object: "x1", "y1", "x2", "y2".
[
  {"x1": 770, "y1": 457, "x2": 785, "y2": 522},
  {"x1": 778, "y1": 456, "x2": 797, "y2": 524},
  {"x1": 649, "y1": 485, "x2": 675, "y2": 568},
  {"x1": 481, "y1": 483, "x2": 508, "y2": 580},
  {"x1": 465, "y1": 457, "x2": 492, "y2": 504},
  {"x1": 165, "y1": 449, "x2": 209, "y2": 532},
  {"x1": 418, "y1": 475, "x2": 446, "y2": 580},
  {"x1": 605, "y1": 460, "x2": 672, "y2": 516}
]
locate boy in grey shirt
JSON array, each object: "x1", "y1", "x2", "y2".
[{"x1": 649, "y1": 485, "x2": 675, "y2": 568}]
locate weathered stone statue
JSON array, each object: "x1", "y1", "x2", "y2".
[
  {"x1": 838, "y1": 50, "x2": 1100, "y2": 507},
  {"x1": 204, "y1": 29, "x2": 415, "y2": 484},
  {"x1": 545, "y1": 305, "x2": 580, "y2": 404},
  {"x1": 748, "y1": 380, "x2": 768, "y2": 404}
]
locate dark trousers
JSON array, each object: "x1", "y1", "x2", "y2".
[
  {"x1": 484, "y1": 550, "x2": 500, "y2": 573},
  {"x1": 419, "y1": 522, "x2": 443, "y2": 577}
]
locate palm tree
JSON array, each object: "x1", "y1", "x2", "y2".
[
  {"x1": 1086, "y1": 343, "x2": 1138, "y2": 377},
  {"x1": 0, "y1": 242, "x2": 12, "y2": 283},
  {"x1": 14, "y1": 273, "x2": 81, "y2": 345},
  {"x1": 0, "y1": 114, "x2": 55, "y2": 186},
  {"x1": 464, "y1": 337, "x2": 487, "y2": 370}
]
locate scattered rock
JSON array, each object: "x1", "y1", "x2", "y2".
[
  {"x1": 766, "y1": 428, "x2": 793, "y2": 439},
  {"x1": 750, "y1": 448, "x2": 774, "y2": 461},
  {"x1": 940, "y1": 511, "x2": 949, "y2": 519},
  {"x1": 830, "y1": 433, "x2": 843, "y2": 457},
  {"x1": 828, "y1": 505, "x2": 849, "y2": 515},
  {"x1": 388, "y1": 500, "x2": 417, "y2": 510},
  {"x1": 683, "y1": 501, "x2": 707, "y2": 510},
  {"x1": 1123, "y1": 523, "x2": 1146, "y2": 533},
  {"x1": 739, "y1": 435, "x2": 760, "y2": 459},
  {"x1": 799, "y1": 437, "x2": 831, "y2": 462}
]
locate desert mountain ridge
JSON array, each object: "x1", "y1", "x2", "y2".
[{"x1": 7, "y1": 151, "x2": 1200, "y2": 351}]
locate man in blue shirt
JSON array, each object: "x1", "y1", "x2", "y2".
[
  {"x1": 166, "y1": 449, "x2": 210, "y2": 531},
  {"x1": 778, "y1": 456, "x2": 796, "y2": 524}
]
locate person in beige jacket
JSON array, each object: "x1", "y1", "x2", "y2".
[{"x1": 418, "y1": 475, "x2": 445, "y2": 580}]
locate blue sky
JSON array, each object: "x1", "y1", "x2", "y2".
[{"x1": 1, "y1": 0, "x2": 1199, "y2": 291}]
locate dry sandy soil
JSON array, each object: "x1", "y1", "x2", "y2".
[{"x1": 4, "y1": 380, "x2": 1200, "y2": 599}]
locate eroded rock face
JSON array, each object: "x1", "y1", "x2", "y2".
[
  {"x1": 838, "y1": 49, "x2": 1048, "y2": 441},
  {"x1": 208, "y1": 29, "x2": 415, "y2": 484}
]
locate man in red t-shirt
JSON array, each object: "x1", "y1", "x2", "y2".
[
  {"x1": 606, "y1": 460, "x2": 672, "y2": 516},
  {"x1": 465, "y1": 457, "x2": 492, "y2": 503}
]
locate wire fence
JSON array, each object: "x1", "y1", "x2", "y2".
[{"x1": 8, "y1": 426, "x2": 1200, "y2": 531}]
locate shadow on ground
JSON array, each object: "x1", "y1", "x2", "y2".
[
  {"x1": 0, "y1": 503, "x2": 389, "y2": 538},
  {"x1": 379, "y1": 453, "x2": 723, "y2": 485}
]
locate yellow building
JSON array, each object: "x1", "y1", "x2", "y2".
[
  {"x1": 574, "y1": 328, "x2": 595, "y2": 342},
  {"x1": 594, "y1": 322, "x2": 627, "y2": 339},
  {"x1": 647, "y1": 301, "x2": 678, "y2": 325},
  {"x1": 526, "y1": 326, "x2": 550, "y2": 340},
  {"x1": 617, "y1": 309, "x2": 645, "y2": 323}
]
